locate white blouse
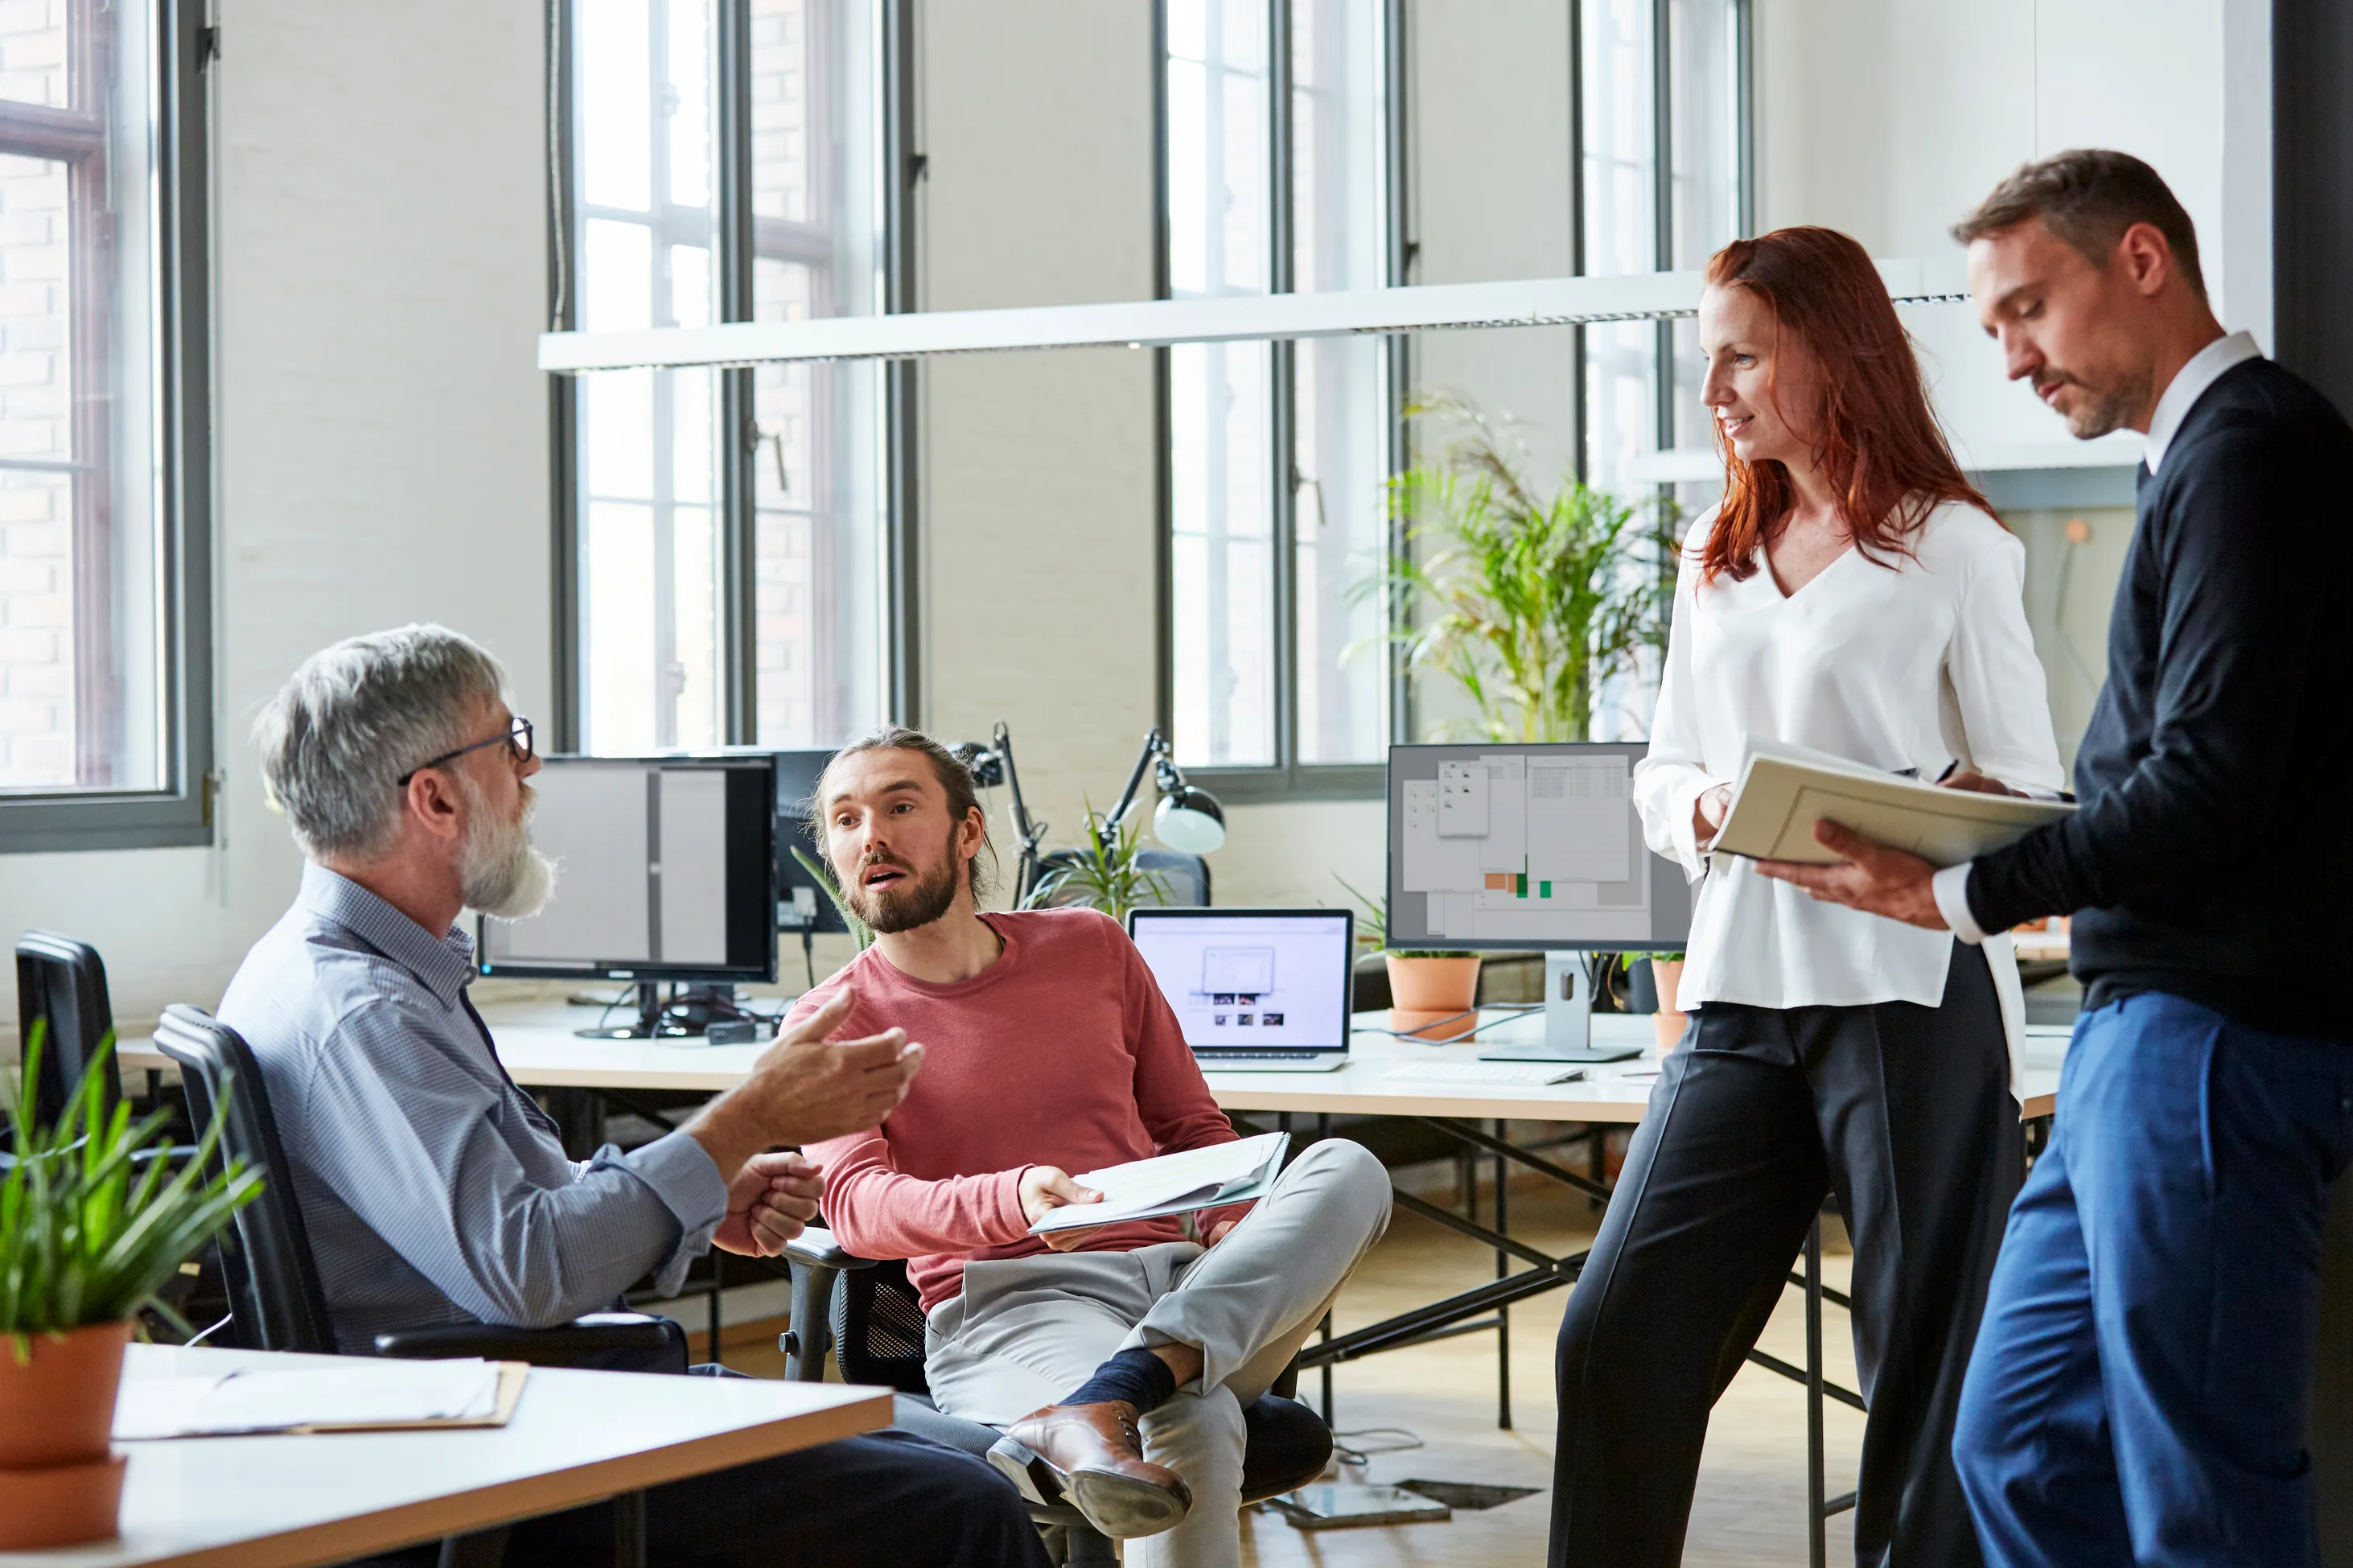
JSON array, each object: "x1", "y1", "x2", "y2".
[{"x1": 1633, "y1": 500, "x2": 2066, "y2": 1091}]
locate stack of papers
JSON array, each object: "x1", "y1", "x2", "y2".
[
  {"x1": 114, "y1": 1357, "x2": 524, "y2": 1439},
  {"x1": 1713, "y1": 739, "x2": 2075, "y2": 868},
  {"x1": 1030, "y1": 1131, "x2": 1290, "y2": 1235}
]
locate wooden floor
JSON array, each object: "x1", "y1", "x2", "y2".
[{"x1": 725, "y1": 1168, "x2": 1870, "y2": 1567}]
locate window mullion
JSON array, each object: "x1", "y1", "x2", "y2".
[
  {"x1": 1269, "y1": 0, "x2": 1296, "y2": 780},
  {"x1": 716, "y1": 0, "x2": 755, "y2": 742}
]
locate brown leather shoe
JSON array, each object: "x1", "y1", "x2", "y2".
[{"x1": 998, "y1": 1400, "x2": 1192, "y2": 1538}]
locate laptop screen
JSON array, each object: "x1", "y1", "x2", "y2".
[{"x1": 1126, "y1": 909, "x2": 1355, "y2": 1053}]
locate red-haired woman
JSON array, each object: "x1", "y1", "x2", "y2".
[{"x1": 1549, "y1": 227, "x2": 2063, "y2": 1568}]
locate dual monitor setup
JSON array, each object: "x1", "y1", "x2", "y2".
[{"x1": 476, "y1": 739, "x2": 1691, "y2": 1053}]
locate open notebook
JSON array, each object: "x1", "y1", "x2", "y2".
[
  {"x1": 1713, "y1": 739, "x2": 2075, "y2": 869},
  {"x1": 1029, "y1": 1131, "x2": 1290, "y2": 1236}
]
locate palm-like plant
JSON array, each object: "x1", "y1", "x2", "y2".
[
  {"x1": 789, "y1": 846, "x2": 875, "y2": 951},
  {"x1": 1374, "y1": 397, "x2": 1680, "y2": 742},
  {"x1": 1023, "y1": 801, "x2": 1170, "y2": 924},
  {"x1": 3, "y1": 1024, "x2": 260, "y2": 1351}
]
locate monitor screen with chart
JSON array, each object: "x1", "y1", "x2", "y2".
[{"x1": 1384, "y1": 742, "x2": 1692, "y2": 953}]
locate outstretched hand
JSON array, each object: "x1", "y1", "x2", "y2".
[
  {"x1": 714, "y1": 1151, "x2": 825, "y2": 1257},
  {"x1": 1753, "y1": 820, "x2": 1948, "y2": 930}
]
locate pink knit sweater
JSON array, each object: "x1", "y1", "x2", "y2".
[{"x1": 792, "y1": 907, "x2": 1245, "y2": 1313}]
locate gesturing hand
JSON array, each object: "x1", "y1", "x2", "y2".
[
  {"x1": 1753, "y1": 820, "x2": 1948, "y2": 931},
  {"x1": 714, "y1": 1151, "x2": 824, "y2": 1257},
  {"x1": 1020, "y1": 1166, "x2": 1105, "y2": 1253},
  {"x1": 685, "y1": 986, "x2": 925, "y2": 1185}
]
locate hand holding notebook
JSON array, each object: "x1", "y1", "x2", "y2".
[
  {"x1": 1027, "y1": 1131, "x2": 1290, "y2": 1236},
  {"x1": 1713, "y1": 739, "x2": 2075, "y2": 868}
]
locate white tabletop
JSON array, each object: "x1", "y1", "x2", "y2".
[
  {"x1": 119, "y1": 1000, "x2": 2063, "y2": 1123},
  {"x1": 0, "y1": 1344, "x2": 888, "y2": 1568}
]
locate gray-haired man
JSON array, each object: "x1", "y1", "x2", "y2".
[{"x1": 220, "y1": 624, "x2": 1047, "y2": 1568}]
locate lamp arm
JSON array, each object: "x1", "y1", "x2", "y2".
[
  {"x1": 993, "y1": 722, "x2": 1049, "y2": 903},
  {"x1": 1105, "y1": 728, "x2": 1166, "y2": 854}
]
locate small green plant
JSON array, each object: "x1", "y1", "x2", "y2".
[
  {"x1": 790, "y1": 845, "x2": 875, "y2": 951},
  {"x1": 1367, "y1": 397, "x2": 1680, "y2": 743},
  {"x1": 2, "y1": 1023, "x2": 260, "y2": 1354},
  {"x1": 1334, "y1": 875, "x2": 1474, "y2": 961},
  {"x1": 1024, "y1": 800, "x2": 1170, "y2": 924},
  {"x1": 1619, "y1": 951, "x2": 1686, "y2": 967}
]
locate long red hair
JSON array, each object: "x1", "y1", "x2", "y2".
[{"x1": 1699, "y1": 227, "x2": 1995, "y2": 583}]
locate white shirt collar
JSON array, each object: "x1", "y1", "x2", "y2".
[{"x1": 2143, "y1": 331, "x2": 2262, "y2": 476}]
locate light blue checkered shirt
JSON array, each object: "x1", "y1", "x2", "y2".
[{"x1": 218, "y1": 862, "x2": 727, "y2": 1353}]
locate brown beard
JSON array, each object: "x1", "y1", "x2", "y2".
[
  {"x1": 2037, "y1": 364, "x2": 2151, "y2": 441},
  {"x1": 844, "y1": 825, "x2": 963, "y2": 933}
]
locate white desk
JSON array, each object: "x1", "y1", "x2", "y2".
[
  {"x1": 0, "y1": 1344, "x2": 888, "y2": 1568},
  {"x1": 116, "y1": 1002, "x2": 2066, "y2": 1120}
]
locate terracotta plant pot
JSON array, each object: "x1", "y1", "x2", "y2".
[
  {"x1": 1649, "y1": 958, "x2": 1689, "y2": 1053},
  {"x1": 1384, "y1": 953, "x2": 1481, "y2": 1014},
  {"x1": 0, "y1": 1319, "x2": 132, "y2": 1549},
  {"x1": 0, "y1": 1454, "x2": 127, "y2": 1550}
]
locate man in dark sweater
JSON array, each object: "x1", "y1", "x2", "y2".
[{"x1": 1757, "y1": 150, "x2": 2353, "y2": 1567}]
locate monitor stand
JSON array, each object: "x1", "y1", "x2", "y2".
[
  {"x1": 574, "y1": 982, "x2": 702, "y2": 1041},
  {"x1": 1479, "y1": 953, "x2": 1644, "y2": 1065}
]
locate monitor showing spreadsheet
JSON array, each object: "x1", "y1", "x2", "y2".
[{"x1": 1384, "y1": 743, "x2": 1691, "y2": 953}]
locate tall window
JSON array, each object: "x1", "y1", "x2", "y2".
[
  {"x1": 563, "y1": 0, "x2": 888, "y2": 755},
  {"x1": 1162, "y1": 0, "x2": 1745, "y2": 784},
  {"x1": 1164, "y1": 0, "x2": 1391, "y2": 784},
  {"x1": 0, "y1": 0, "x2": 210, "y2": 851}
]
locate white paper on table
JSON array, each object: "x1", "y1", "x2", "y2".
[{"x1": 114, "y1": 1358, "x2": 504, "y2": 1439}]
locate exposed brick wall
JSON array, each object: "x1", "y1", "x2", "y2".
[{"x1": 0, "y1": 142, "x2": 74, "y2": 788}]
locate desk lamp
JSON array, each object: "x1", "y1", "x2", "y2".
[{"x1": 955, "y1": 725, "x2": 1226, "y2": 905}]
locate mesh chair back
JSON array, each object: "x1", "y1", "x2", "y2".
[
  {"x1": 828, "y1": 1257, "x2": 933, "y2": 1395},
  {"x1": 14, "y1": 932, "x2": 119, "y2": 1130},
  {"x1": 1135, "y1": 850, "x2": 1211, "y2": 907},
  {"x1": 153, "y1": 1005, "x2": 337, "y2": 1354}
]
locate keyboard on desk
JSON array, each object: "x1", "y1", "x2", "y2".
[
  {"x1": 1382, "y1": 1060, "x2": 1586, "y2": 1089},
  {"x1": 1193, "y1": 1049, "x2": 1350, "y2": 1073}
]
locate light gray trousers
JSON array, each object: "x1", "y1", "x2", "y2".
[{"x1": 924, "y1": 1138, "x2": 1393, "y2": 1568}]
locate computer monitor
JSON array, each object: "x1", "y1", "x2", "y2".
[
  {"x1": 770, "y1": 748, "x2": 849, "y2": 937},
  {"x1": 1386, "y1": 742, "x2": 1691, "y2": 1055},
  {"x1": 478, "y1": 754, "x2": 780, "y2": 1031},
  {"x1": 1126, "y1": 908, "x2": 1355, "y2": 1065}
]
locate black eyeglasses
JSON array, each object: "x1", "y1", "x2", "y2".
[{"x1": 398, "y1": 716, "x2": 534, "y2": 788}]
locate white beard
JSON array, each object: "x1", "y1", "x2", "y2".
[{"x1": 459, "y1": 778, "x2": 558, "y2": 920}]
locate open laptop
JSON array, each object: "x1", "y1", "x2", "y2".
[{"x1": 1126, "y1": 908, "x2": 1355, "y2": 1073}]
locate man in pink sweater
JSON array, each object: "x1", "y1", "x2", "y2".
[{"x1": 752, "y1": 729, "x2": 1390, "y2": 1567}]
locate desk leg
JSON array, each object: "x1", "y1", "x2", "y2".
[
  {"x1": 613, "y1": 1489, "x2": 647, "y2": 1568},
  {"x1": 1806, "y1": 1219, "x2": 1827, "y2": 1568},
  {"x1": 1495, "y1": 1117, "x2": 1512, "y2": 1431}
]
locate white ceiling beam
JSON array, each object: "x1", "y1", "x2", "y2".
[{"x1": 538, "y1": 261, "x2": 1970, "y2": 373}]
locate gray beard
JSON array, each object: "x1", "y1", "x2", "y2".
[
  {"x1": 461, "y1": 783, "x2": 558, "y2": 921},
  {"x1": 2054, "y1": 368, "x2": 2152, "y2": 441}
]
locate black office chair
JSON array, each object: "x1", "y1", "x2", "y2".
[
  {"x1": 154, "y1": 1005, "x2": 684, "y2": 1568},
  {"x1": 16, "y1": 932, "x2": 201, "y2": 1180},
  {"x1": 781, "y1": 1229, "x2": 1331, "y2": 1566},
  {"x1": 1135, "y1": 850, "x2": 1211, "y2": 907}
]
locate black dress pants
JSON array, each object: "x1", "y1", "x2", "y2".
[
  {"x1": 1549, "y1": 943, "x2": 2019, "y2": 1568},
  {"x1": 377, "y1": 1428, "x2": 1051, "y2": 1568}
]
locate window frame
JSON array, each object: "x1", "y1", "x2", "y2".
[
  {"x1": 1156, "y1": 0, "x2": 1750, "y2": 803},
  {"x1": 0, "y1": 0, "x2": 216, "y2": 854},
  {"x1": 547, "y1": 0, "x2": 919, "y2": 754}
]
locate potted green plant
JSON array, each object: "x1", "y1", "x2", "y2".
[
  {"x1": 0, "y1": 1025, "x2": 259, "y2": 1549},
  {"x1": 1024, "y1": 802, "x2": 1172, "y2": 924},
  {"x1": 1624, "y1": 951, "x2": 1690, "y2": 1053},
  {"x1": 1370, "y1": 397, "x2": 1679, "y2": 743},
  {"x1": 1338, "y1": 878, "x2": 1481, "y2": 1018}
]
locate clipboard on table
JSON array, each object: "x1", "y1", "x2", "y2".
[{"x1": 1711, "y1": 739, "x2": 2075, "y2": 869}]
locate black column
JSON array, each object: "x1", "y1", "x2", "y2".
[{"x1": 2273, "y1": 0, "x2": 2353, "y2": 418}]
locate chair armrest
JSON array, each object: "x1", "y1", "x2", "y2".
[
  {"x1": 374, "y1": 1311, "x2": 689, "y2": 1375},
  {"x1": 782, "y1": 1226, "x2": 877, "y2": 1272}
]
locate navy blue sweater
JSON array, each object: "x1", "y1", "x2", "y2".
[{"x1": 1966, "y1": 358, "x2": 2353, "y2": 1040}]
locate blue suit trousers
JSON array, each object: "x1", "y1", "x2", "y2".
[{"x1": 1953, "y1": 991, "x2": 2353, "y2": 1566}]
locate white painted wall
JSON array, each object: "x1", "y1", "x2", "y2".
[
  {"x1": 2, "y1": 0, "x2": 551, "y2": 1030},
  {"x1": 1754, "y1": 0, "x2": 2266, "y2": 469}
]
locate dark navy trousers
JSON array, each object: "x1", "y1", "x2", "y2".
[{"x1": 1954, "y1": 992, "x2": 2353, "y2": 1567}]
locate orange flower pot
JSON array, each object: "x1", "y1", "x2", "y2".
[
  {"x1": 1384, "y1": 954, "x2": 1481, "y2": 1014},
  {"x1": 0, "y1": 1320, "x2": 132, "y2": 1549},
  {"x1": 1650, "y1": 959, "x2": 1689, "y2": 1053}
]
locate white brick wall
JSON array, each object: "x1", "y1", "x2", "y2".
[{"x1": 0, "y1": 145, "x2": 73, "y2": 788}]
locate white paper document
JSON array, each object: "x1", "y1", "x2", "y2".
[
  {"x1": 114, "y1": 1357, "x2": 506, "y2": 1439},
  {"x1": 1713, "y1": 739, "x2": 2076, "y2": 868},
  {"x1": 1029, "y1": 1131, "x2": 1290, "y2": 1236}
]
